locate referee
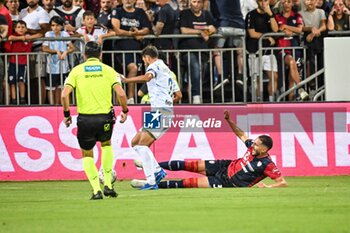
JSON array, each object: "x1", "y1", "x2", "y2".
[{"x1": 61, "y1": 41, "x2": 128, "y2": 200}]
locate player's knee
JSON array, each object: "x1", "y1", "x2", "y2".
[{"x1": 131, "y1": 137, "x2": 141, "y2": 147}]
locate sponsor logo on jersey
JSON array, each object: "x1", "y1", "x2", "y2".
[{"x1": 84, "y1": 65, "x2": 102, "y2": 72}]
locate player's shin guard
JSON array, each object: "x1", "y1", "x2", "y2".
[
  {"x1": 102, "y1": 145, "x2": 113, "y2": 189},
  {"x1": 159, "y1": 161, "x2": 185, "y2": 170},
  {"x1": 82, "y1": 157, "x2": 101, "y2": 194},
  {"x1": 183, "y1": 178, "x2": 199, "y2": 188},
  {"x1": 158, "y1": 180, "x2": 185, "y2": 188},
  {"x1": 133, "y1": 145, "x2": 156, "y2": 185}
]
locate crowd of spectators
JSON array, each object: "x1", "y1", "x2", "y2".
[{"x1": 0, "y1": 0, "x2": 349, "y2": 105}]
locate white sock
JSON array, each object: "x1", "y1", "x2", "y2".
[
  {"x1": 152, "y1": 156, "x2": 161, "y2": 173},
  {"x1": 133, "y1": 145, "x2": 156, "y2": 185}
]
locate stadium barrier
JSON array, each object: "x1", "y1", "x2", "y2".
[
  {"x1": 4, "y1": 32, "x2": 349, "y2": 105},
  {"x1": 1, "y1": 103, "x2": 350, "y2": 181}
]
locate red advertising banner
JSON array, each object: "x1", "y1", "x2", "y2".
[{"x1": 1, "y1": 103, "x2": 350, "y2": 181}]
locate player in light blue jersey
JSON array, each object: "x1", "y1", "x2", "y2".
[{"x1": 121, "y1": 45, "x2": 181, "y2": 190}]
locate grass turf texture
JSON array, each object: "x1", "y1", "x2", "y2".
[{"x1": 0, "y1": 176, "x2": 349, "y2": 233}]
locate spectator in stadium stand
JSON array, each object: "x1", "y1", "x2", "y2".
[
  {"x1": 0, "y1": 0, "x2": 13, "y2": 47},
  {"x1": 85, "y1": 0, "x2": 101, "y2": 16},
  {"x1": 245, "y1": 0, "x2": 279, "y2": 102},
  {"x1": 8, "y1": 20, "x2": 41, "y2": 105},
  {"x1": 42, "y1": 0, "x2": 56, "y2": 14},
  {"x1": 61, "y1": 41, "x2": 128, "y2": 200},
  {"x1": 316, "y1": 0, "x2": 332, "y2": 17},
  {"x1": 210, "y1": 0, "x2": 245, "y2": 93},
  {"x1": 292, "y1": 0, "x2": 303, "y2": 12},
  {"x1": 346, "y1": 0, "x2": 350, "y2": 8},
  {"x1": 112, "y1": 0, "x2": 122, "y2": 8},
  {"x1": 136, "y1": 0, "x2": 154, "y2": 23},
  {"x1": 131, "y1": 110, "x2": 288, "y2": 189},
  {"x1": 6, "y1": 0, "x2": 20, "y2": 23},
  {"x1": 75, "y1": 10, "x2": 114, "y2": 45},
  {"x1": 177, "y1": 0, "x2": 188, "y2": 11},
  {"x1": 111, "y1": 0, "x2": 151, "y2": 104},
  {"x1": 300, "y1": 0, "x2": 326, "y2": 82},
  {"x1": 178, "y1": 0, "x2": 216, "y2": 104},
  {"x1": 0, "y1": 13, "x2": 8, "y2": 105},
  {"x1": 327, "y1": 0, "x2": 350, "y2": 31},
  {"x1": 241, "y1": 0, "x2": 258, "y2": 19},
  {"x1": 50, "y1": 0, "x2": 85, "y2": 35},
  {"x1": 275, "y1": 0, "x2": 309, "y2": 101},
  {"x1": 152, "y1": 0, "x2": 177, "y2": 50},
  {"x1": 269, "y1": 0, "x2": 281, "y2": 14},
  {"x1": 97, "y1": 0, "x2": 115, "y2": 66},
  {"x1": 73, "y1": 0, "x2": 84, "y2": 9},
  {"x1": 19, "y1": 0, "x2": 50, "y2": 104},
  {"x1": 42, "y1": 16, "x2": 74, "y2": 105}
]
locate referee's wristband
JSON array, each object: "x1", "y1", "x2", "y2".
[
  {"x1": 122, "y1": 108, "x2": 129, "y2": 114},
  {"x1": 64, "y1": 110, "x2": 70, "y2": 118}
]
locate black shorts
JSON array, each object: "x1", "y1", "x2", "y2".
[
  {"x1": 8, "y1": 63, "x2": 27, "y2": 85},
  {"x1": 45, "y1": 73, "x2": 68, "y2": 90},
  {"x1": 77, "y1": 112, "x2": 115, "y2": 150},
  {"x1": 205, "y1": 160, "x2": 234, "y2": 188}
]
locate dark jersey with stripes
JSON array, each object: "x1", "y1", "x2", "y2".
[{"x1": 227, "y1": 139, "x2": 282, "y2": 187}]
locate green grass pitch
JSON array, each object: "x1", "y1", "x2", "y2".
[{"x1": 0, "y1": 176, "x2": 349, "y2": 233}]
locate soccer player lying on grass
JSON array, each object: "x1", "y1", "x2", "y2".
[{"x1": 131, "y1": 110, "x2": 287, "y2": 189}]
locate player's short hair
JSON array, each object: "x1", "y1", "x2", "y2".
[
  {"x1": 84, "y1": 41, "x2": 101, "y2": 58},
  {"x1": 258, "y1": 135, "x2": 273, "y2": 150},
  {"x1": 141, "y1": 45, "x2": 159, "y2": 58}
]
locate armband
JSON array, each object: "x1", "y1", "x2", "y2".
[
  {"x1": 64, "y1": 110, "x2": 70, "y2": 118},
  {"x1": 122, "y1": 108, "x2": 129, "y2": 114},
  {"x1": 269, "y1": 14, "x2": 275, "y2": 18}
]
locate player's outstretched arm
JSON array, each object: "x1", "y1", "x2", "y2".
[
  {"x1": 113, "y1": 84, "x2": 128, "y2": 123},
  {"x1": 120, "y1": 73, "x2": 153, "y2": 84},
  {"x1": 256, "y1": 176, "x2": 288, "y2": 188},
  {"x1": 224, "y1": 110, "x2": 248, "y2": 143}
]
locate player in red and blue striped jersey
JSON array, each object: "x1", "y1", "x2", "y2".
[{"x1": 131, "y1": 110, "x2": 287, "y2": 189}]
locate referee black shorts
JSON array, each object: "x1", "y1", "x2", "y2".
[
  {"x1": 77, "y1": 113, "x2": 115, "y2": 150},
  {"x1": 205, "y1": 160, "x2": 235, "y2": 188}
]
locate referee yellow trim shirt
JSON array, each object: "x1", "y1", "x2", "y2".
[{"x1": 64, "y1": 58, "x2": 121, "y2": 114}]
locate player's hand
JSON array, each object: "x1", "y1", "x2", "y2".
[
  {"x1": 119, "y1": 112, "x2": 127, "y2": 123},
  {"x1": 256, "y1": 182, "x2": 270, "y2": 188},
  {"x1": 63, "y1": 116, "x2": 72, "y2": 128},
  {"x1": 224, "y1": 110, "x2": 230, "y2": 120},
  {"x1": 120, "y1": 74, "x2": 128, "y2": 83}
]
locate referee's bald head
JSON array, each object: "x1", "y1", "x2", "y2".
[{"x1": 84, "y1": 41, "x2": 102, "y2": 59}]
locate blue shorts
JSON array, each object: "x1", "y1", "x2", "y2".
[
  {"x1": 205, "y1": 160, "x2": 234, "y2": 188},
  {"x1": 8, "y1": 63, "x2": 27, "y2": 85},
  {"x1": 45, "y1": 73, "x2": 68, "y2": 90}
]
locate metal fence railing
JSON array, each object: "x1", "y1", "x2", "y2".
[{"x1": 0, "y1": 31, "x2": 349, "y2": 106}]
